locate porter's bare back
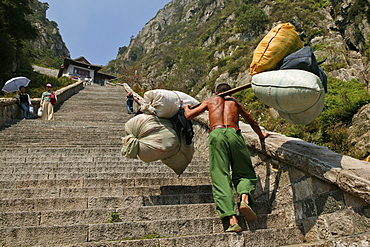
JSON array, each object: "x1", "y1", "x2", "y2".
[{"x1": 184, "y1": 95, "x2": 269, "y2": 139}]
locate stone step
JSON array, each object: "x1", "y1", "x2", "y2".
[
  {"x1": 0, "y1": 152, "x2": 204, "y2": 160},
  {"x1": 0, "y1": 203, "x2": 218, "y2": 227},
  {"x1": 0, "y1": 184, "x2": 213, "y2": 199},
  {"x1": 0, "y1": 127, "x2": 122, "y2": 131},
  {"x1": 1, "y1": 119, "x2": 123, "y2": 124},
  {"x1": 1, "y1": 192, "x2": 270, "y2": 215},
  {"x1": 0, "y1": 172, "x2": 208, "y2": 180},
  {"x1": 57, "y1": 228, "x2": 304, "y2": 247},
  {"x1": 0, "y1": 224, "x2": 304, "y2": 247},
  {"x1": 0, "y1": 159, "x2": 207, "y2": 168},
  {"x1": 0, "y1": 137, "x2": 123, "y2": 143},
  {"x1": 0, "y1": 163, "x2": 208, "y2": 173},
  {"x1": 0, "y1": 123, "x2": 125, "y2": 129},
  {"x1": 1, "y1": 132, "x2": 122, "y2": 137},
  {"x1": 0, "y1": 164, "x2": 208, "y2": 173},
  {"x1": 0, "y1": 155, "x2": 207, "y2": 164},
  {"x1": 0, "y1": 204, "x2": 282, "y2": 232},
  {"x1": 1, "y1": 156, "x2": 127, "y2": 163},
  {"x1": 0, "y1": 144, "x2": 122, "y2": 148},
  {"x1": 0, "y1": 193, "x2": 215, "y2": 212},
  {"x1": 0, "y1": 170, "x2": 209, "y2": 179},
  {"x1": 0, "y1": 147, "x2": 122, "y2": 155},
  {"x1": 0, "y1": 177, "x2": 211, "y2": 189}
]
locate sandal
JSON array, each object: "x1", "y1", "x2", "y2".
[
  {"x1": 225, "y1": 223, "x2": 243, "y2": 232},
  {"x1": 239, "y1": 201, "x2": 257, "y2": 222}
]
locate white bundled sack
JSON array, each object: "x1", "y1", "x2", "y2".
[
  {"x1": 37, "y1": 107, "x2": 43, "y2": 117},
  {"x1": 278, "y1": 94, "x2": 324, "y2": 125},
  {"x1": 122, "y1": 114, "x2": 180, "y2": 163},
  {"x1": 141, "y1": 89, "x2": 199, "y2": 118},
  {"x1": 161, "y1": 134, "x2": 194, "y2": 175},
  {"x1": 252, "y1": 69, "x2": 325, "y2": 125}
]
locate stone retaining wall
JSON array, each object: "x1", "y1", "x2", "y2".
[
  {"x1": 0, "y1": 80, "x2": 84, "y2": 129},
  {"x1": 120, "y1": 82, "x2": 370, "y2": 244}
]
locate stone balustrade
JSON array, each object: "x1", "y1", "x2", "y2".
[{"x1": 0, "y1": 80, "x2": 83, "y2": 129}]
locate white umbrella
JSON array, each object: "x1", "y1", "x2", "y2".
[{"x1": 2, "y1": 76, "x2": 31, "y2": 93}]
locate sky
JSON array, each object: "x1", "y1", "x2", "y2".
[{"x1": 45, "y1": 0, "x2": 172, "y2": 66}]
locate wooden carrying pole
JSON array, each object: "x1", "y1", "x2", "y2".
[{"x1": 189, "y1": 83, "x2": 251, "y2": 109}]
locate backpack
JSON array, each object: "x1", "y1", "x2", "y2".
[
  {"x1": 50, "y1": 92, "x2": 56, "y2": 105},
  {"x1": 175, "y1": 108, "x2": 194, "y2": 145},
  {"x1": 277, "y1": 46, "x2": 328, "y2": 93}
]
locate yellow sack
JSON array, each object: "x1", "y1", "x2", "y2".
[{"x1": 250, "y1": 23, "x2": 303, "y2": 75}]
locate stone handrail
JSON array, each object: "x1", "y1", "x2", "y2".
[{"x1": 0, "y1": 80, "x2": 84, "y2": 129}]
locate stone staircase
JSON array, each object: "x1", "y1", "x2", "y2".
[{"x1": 0, "y1": 85, "x2": 305, "y2": 246}]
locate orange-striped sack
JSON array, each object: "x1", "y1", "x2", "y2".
[{"x1": 250, "y1": 23, "x2": 303, "y2": 75}]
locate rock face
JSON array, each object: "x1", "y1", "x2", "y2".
[
  {"x1": 30, "y1": 1, "x2": 70, "y2": 59},
  {"x1": 348, "y1": 103, "x2": 370, "y2": 159}
]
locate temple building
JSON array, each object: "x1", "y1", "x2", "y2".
[{"x1": 58, "y1": 57, "x2": 116, "y2": 85}]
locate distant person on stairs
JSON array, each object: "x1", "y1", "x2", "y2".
[
  {"x1": 40, "y1": 83, "x2": 57, "y2": 121},
  {"x1": 16, "y1": 86, "x2": 32, "y2": 119},
  {"x1": 126, "y1": 91, "x2": 135, "y2": 114},
  {"x1": 183, "y1": 83, "x2": 269, "y2": 233}
]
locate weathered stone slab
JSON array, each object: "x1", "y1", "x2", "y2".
[
  {"x1": 0, "y1": 197, "x2": 88, "y2": 212},
  {"x1": 88, "y1": 218, "x2": 217, "y2": 242},
  {"x1": 0, "y1": 225, "x2": 88, "y2": 246},
  {"x1": 0, "y1": 211, "x2": 41, "y2": 227}
]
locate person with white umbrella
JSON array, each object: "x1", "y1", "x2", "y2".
[
  {"x1": 15, "y1": 86, "x2": 32, "y2": 119},
  {"x1": 2, "y1": 76, "x2": 30, "y2": 93},
  {"x1": 2, "y1": 76, "x2": 32, "y2": 119}
]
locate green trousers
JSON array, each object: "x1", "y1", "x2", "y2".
[{"x1": 209, "y1": 128, "x2": 257, "y2": 219}]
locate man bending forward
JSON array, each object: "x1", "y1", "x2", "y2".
[{"x1": 183, "y1": 83, "x2": 269, "y2": 232}]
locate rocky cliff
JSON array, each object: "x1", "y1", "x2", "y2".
[
  {"x1": 104, "y1": 0, "x2": 370, "y2": 159},
  {"x1": 28, "y1": 1, "x2": 70, "y2": 67},
  {"x1": 107, "y1": 0, "x2": 369, "y2": 91}
]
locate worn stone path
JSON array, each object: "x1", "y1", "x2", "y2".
[{"x1": 0, "y1": 85, "x2": 306, "y2": 246}]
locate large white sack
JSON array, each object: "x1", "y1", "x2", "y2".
[
  {"x1": 141, "y1": 89, "x2": 199, "y2": 118},
  {"x1": 278, "y1": 91, "x2": 324, "y2": 125},
  {"x1": 122, "y1": 114, "x2": 180, "y2": 163},
  {"x1": 161, "y1": 134, "x2": 194, "y2": 176},
  {"x1": 252, "y1": 69, "x2": 324, "y2": 114}
]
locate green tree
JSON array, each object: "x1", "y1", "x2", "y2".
[
  {"x1": 0, "y1": 0, "x2": 39, "y2": 88},
  {"x1": 118, "y1": 46, "x2": 128, "y2": 55},
  {"x1": 235, "y1": 3, "x2": 269, "y2": 36},
  {"x1": 129, "y1": 47, "x2": 144, "y2": 61}
]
